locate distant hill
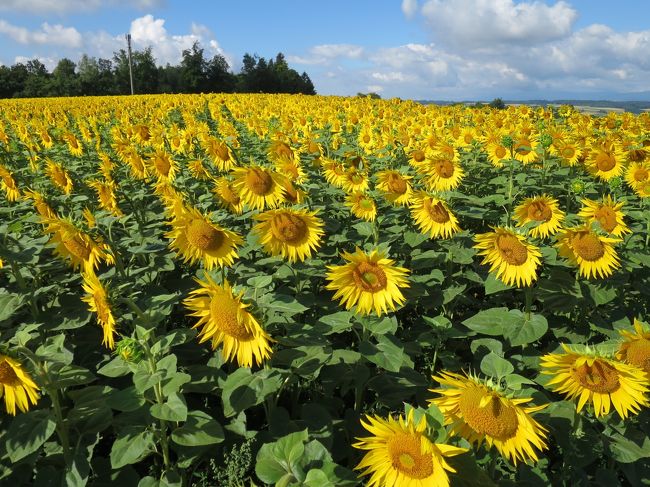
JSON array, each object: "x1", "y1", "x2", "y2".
[{"x1": 418, "y1": 99, "x2": 650, "y2": 114}]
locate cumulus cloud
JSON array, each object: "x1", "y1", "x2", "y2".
[
  {"x1": 0, "y1": 20, "x2": 82, "y2": 47},
  {"x1": 401, "y1": 0, "x2": 418, "y2": 18},
  {"x1": 0, "y1": 0, "x2": 163, "y2": 13},
  {"x1": 420, "y1": 0, "x2": 577, "y2": 48},
  {"x1": 287, "y1": 44, "x2": 364, "y2": 65}
]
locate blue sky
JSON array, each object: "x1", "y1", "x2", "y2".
[{"x1": 1, "y1": 0, "x2": 649, "y2": 100}]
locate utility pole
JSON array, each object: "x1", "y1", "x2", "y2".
[{"x1": 126, "y1": 33, "x2": 134, "y2": 95}]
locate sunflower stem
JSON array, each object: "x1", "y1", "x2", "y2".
[
  {"x1": 146, "y1": 352, "x2": 172, "y2": 474},
  {"x1": 38, "y1": 362, "x2": 72, "y2": 467},
  {"x1": 524, "y1": 286, "x2": 533, "y2": 321}
]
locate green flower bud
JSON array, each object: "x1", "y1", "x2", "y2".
[
  {"x1": 571, "y1": 179, "x2": 586, "y2": 194},
  {"x1": 539, "y1": 133, "x2": 553, "y2": 148},
  {"x1": 501, "y1": 135, "x2": 514, "y2": 148},
  {"x1": 609, "y1": 176, "x2": 623, "y2": 191},
  {"x1": 115, "y1": 337, "x2": 145, "y2": 364}
]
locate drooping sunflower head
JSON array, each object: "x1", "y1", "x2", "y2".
[
  {"x1": 232, "y1": 166, "x2": 286, "y2": 211},
  {"x1": 429, "y1": 371, "x2": 548, "y2": 465},
  {"x1": 474, "y1": 227, "x2": 542, "y2": 287},
  {"x1": 166, "y1": 204, "x2": 242, "y2": 270},
  {"x1": 345, "y1": 191, "x2": 377, "y2": 222},
  {"x1": 0, "y1": 354, "x2": 39, "y2": 415},
  {"x1": 0, "y1": 166, "x2": 21, "y2": 202},
  {"x1": 205, "y1": 137, "x2": 237, "y2": 171},
  {"x1": 341, "y1": 169, "x2": 370, "y2": 193},
  {"x1": 148, "y1": 150, "x2": 178, "y2": 181},
  {"x1": 23, "y1": 189, "x2": 56, "y2": 219},
  {"x1": 43, "y1": 216, "x2": 111, "y2": 271},
  {"x1": 325, "y1": 247, "x2": 410, "y2": 316},
  {"x1": 183, "y1": 276, "x2": 272, "y2": 367},
  {"x1": 556, "y1": 226, "x2": 621, "y2": 279},
  {"x1": 45, "y1": 159, "x2": 74, "y2": 195},
  {"x1": 268, "y1": 139, "x2": 297, "y2": 164},
  {"x1": 617, "y1": 319, "x2": 650, "y2": 374},
  {"x1": 541, "y1": 344, "x2": 650, "y2": 419},
  {"x1": 252, "y1": 207, "x2": 324, "y2": 262},
  {"x1": 353, "y1": 409, "x2": 467, "y2": 487},
  {"x1": 410, "y1": 193, "x2": 461, "y2": 239},
  {"x1": 213, "y1": 177, "x2": 244, "y2": 214},
  {"x1": 81, "y1": 270, "x2": 118, "y2": 349},
  {"x1": 513, "y1": 195, "x2": 565, "y2": 238},
  {"x1": 375, "y1": 170, "x2": 413, "y2": 206},
  {"x1": 578, "y1": 195, "x2": 630, "y2": 236}
]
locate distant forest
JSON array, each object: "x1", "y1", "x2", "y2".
[{"x1": 0, "y1": 42, "x2": 316, "y2": 99}]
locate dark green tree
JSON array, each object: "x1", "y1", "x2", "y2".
[{"x1": 50, "y1": 58, "x2": 79, "y2": 97}]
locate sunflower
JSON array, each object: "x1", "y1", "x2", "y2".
[
  {"x1": 81, "y1": 270, "x2": 118, "y2": 349},
  {"x1": 231, "y1": 166, "x2": 286, "y2": 211},
  {"x1": 625, "y1": 162, "x2": 649, "y2": 191},
  {"x1": 345, "y1": 192, "x2": 377, "y2": 221},
  {"x1": 45, "y1": 159, "x2": 74, "y2": 195},
  {"x1": 64, "y1": 133, "x2": 83, "y2": 157},
  {"x1": 578, "y1": 196, "x2": 630, "y2": 236},
  {"x1": 280, "y1": 179, "x2": 306, "y2": 204},
  {"x1": 183, "y1": 275, "x2": 272, "y2": 367},
  {"x1": 167, "y1": 204, "x2": 242, "y2": 270},
  {"x1": 540, "y1": 344, "x2": 649, "y2": 419},
  {"x1": 88, "y1": 179, "x2": 123, "y2": 217},
  {"x1": 617, "y1": 319, "x2": 650, "y2": 374},
  {"x1": 268, "y1": 139, "x2": 298, "y2": 164},
  {"x1": 42, "y1": 216, "x2": 112, "y2": 271},
  {"x1": 556, "y1": 226, "x2": 620, "y2": 279},
  {"x1": 204, "y1": 137, "x2": 237, "y2": 171},
  {"x1": 148, "y1": 150, "x2": 178, "y2": 181},
  {"x1": 252, "y1": 208, "x2": 324, "y2": 262},
  {"x1": 485, "y1": 143, "x2": 510, "y2": 168},
  {"x1": 322, "y1": 158, "x2": 347, "y2": 187},
  {"x1": 353, "y1": 410, "x2": 467, "y2": 487},
  {"x1": 213, "y1": 177, "x2": 244, "y2": 214},
  {"x1": 326, "y1": 247, "x2": 410, "y2": 316},
  {"x1": 429, "y1": 371, "x2": 548, "y2": 465},
  {"x1": 424, "y1": 157, "x2": 465, "y2": 192},
  {"x1": 23, "y1": 189, "x2": 56, "y2": 219},
  {"x1": 555, "y1": 140, "x2": 582, "y2": 166},
  {"x1": 587, "y1": 140, "x2": 626, "y2": 181},
  {"x1": 0, "y1": 165, "x2": 20, "y2": 201},
  {"x1": 275, "y1": 158, "x2": 306, "y2": 183},
  {"x1": 187, "y1": 159, "x2": 211, "y2": 180},
  {"x1": 513, "y1": 195, "x2": 565, "y2": 238},
  {"x1": 474, "y1": 227, "x2": 541, "y2": 287},
  {"x1": 410, "y1": 193, "x2": 461, "y2": 239},
  {"x1": 0, "y1": 355, "x2": 39, "y2": 415},
  {"x1": 341, "y1": 169, "x2": 370, "y2": 193},
  {"x1": 408, "y1": 147, "x2": 428, "y2": 169},
  {"x1": 513, "y1": 135, "x2": 539, "y2": 164},
  {"x1": 376, "y1": 170, "x2": 413, "y2": 206}
]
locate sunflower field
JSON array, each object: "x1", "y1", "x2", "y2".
[{"x1": 0, "y1": 94, "x2": 649, "y2": 487}]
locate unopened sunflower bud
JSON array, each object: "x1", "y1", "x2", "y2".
[
  {"x1": 115, "y1": 338, "x2": 145, "y2": 364},
  {"x1": 609, "y1": 177, "x2": 623, "y2": 191},
  {"x1": 501, "y1": 135, "x2": 514, "y2": 148},
  {"x1": 571, "y1": 180, "x2": 586, "y2": 194},
  {"x1": 539, "y1": 134, "x2": 553, "y2": 148}
]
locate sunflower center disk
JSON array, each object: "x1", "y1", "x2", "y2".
[
  {"x1": 594, "y1": 206, "x2": 617, "y2": 233},
  {"x1": 0, "y1": 361, "x2": 19, "y2": 386},
  {"x1": 221, "y1": 185, "x2": 241, "y2": 204},
  {"x1": 527, "y1": 201, "x2": 552, "y2": 222},
  {"x1": 215, "y1": 143, "x2": 229, "y2": 161},
  {"x1": 573, "y1": 360, "x2": 620, "y2": 393},
  {"x1": 154, "y1": 155, "x2": 171, "y2": 176},
  {"x1": 62, "y1": 234, "x2": 92, "y2": 261},
  {"x1": 633, "y1": 167, "x2": 649, "y2": 182},
  {"x1": 412, "y1": 150, "x2": 425, "y2": 162},
  {"x1": 562, "y1": 147, "x2": 576, "y2": 158},
  {"x1": 496, "y1": 234, "x2": 528, "y2": 265},
  {"x1": 515, "y1": 139, "x2": 532, "y2": 156},
  {"x1": 352, "y1": 262, "x2": 388, "y2": 293},
  {"x1": 270, "y1": 213, "x2": 308, "y2": 244},
  {"x1": 425, "y1": 200, "x2": 450, "y2": 223},
  {"x1": 209, "y1": 297, "x2": 254, "y2": 340},
  {"x1": 386, "y1": 433, "x2": 434, "y2": 479},
  {"x1": 571, "y1": 233, "x2": 605, "y2": 261},
  {"x1": 359, "y1": 198, "x2": 374, "y2": 210},
  {"x1": 186, "y1": 219, "x2": 225, "y2": 251},
  {"x1": 596, "y1": 152, "x2": 616, "y2": 171},
  {"x1": 246, "y1": 168, "x2": 274, "y2": 195},
  {"x1": 495, "y1": 146, "x2": 507, "y2": 158},
  {"x1": 434, "y1": 159, "x2": 454, "y2": 178},
  {"x1": 387, "y1": 175, "x2": 408, "y2": 194},
  {"x1": 625, "y1": 339, "x2": 650, "y2": 373},
  {"x1": 459, "y1": 388, "x2": 519, "y2": 440}
]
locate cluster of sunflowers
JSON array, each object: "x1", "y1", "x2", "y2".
[{"x1": 1, "y1": 93, "x2": 649, "y2": 485}]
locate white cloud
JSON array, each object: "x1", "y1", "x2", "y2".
[
  {"x1": 287, "y1": 44, "x2": 364, "y2": 65},
  {"x1": 420, "y1": 0, "x2": 577, "y2": 48},
  {"x1": 14, "y1": 55, "x2": 57, "y2": 71},
  {"x1": 401, "y1": 0, "x2": 418, "y2": 18},
  {"x1": 0, "y1": 0, "x2": 163, "y2": 13},
  {"x1": 0, "y1": 20, "x2": 82, "y2": 47}
]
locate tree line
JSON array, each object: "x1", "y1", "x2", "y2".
[{"x1": 0, "y1": 42, "x2": 316, "y2": 98}]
